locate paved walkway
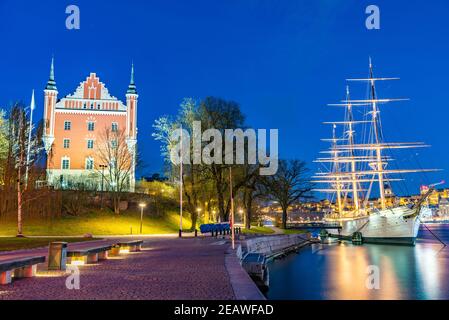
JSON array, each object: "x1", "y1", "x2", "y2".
[{"x1": 0, "y1": 237, "x2": 264, "y2": 300}]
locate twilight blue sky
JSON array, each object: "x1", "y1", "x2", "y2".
[{"x1": 0, "y1": 0, "x2": 448, "y2": 195}]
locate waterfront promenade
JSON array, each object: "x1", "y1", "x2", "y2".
[{"x1": 0, "y1": 236, "x2": 264, "y2": 300}]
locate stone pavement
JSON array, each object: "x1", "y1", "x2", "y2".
[{"x1": 0, "y1": 237, "x2": 263, "y2": 300}]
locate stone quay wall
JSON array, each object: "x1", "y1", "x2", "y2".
[{"x1": 238, "y1": 234, "x2": 310, "y2": 260}]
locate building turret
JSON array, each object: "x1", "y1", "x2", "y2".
[
  {"x1": 126, "y1": 63, "x2": 138, "y2": 191},
  {"x1": 126, "y1": 63, "x2": 138, "y2": 141},
  {"x1": 43, "y1": 57, "x2": 58, "y2": 154}
]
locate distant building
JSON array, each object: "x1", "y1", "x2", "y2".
[
  {"x1": 439, "y1": 198, "x2": 449, "y2": 216},
  {"x1": 42, "y1": 59, "x2": 138, "y2": 191}
]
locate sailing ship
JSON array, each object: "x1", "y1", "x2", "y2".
[{"x1": 313, "y1": 59, "x2": 439, "y2": 245}]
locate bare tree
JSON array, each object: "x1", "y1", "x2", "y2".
[
  {"x1": 241, "y1": 164, "x2": 263, "y2": 229},
  {"x1": 262, "y1": 160, "x2": 314, "y2": 229},
  {"x1": 95, "y1": 128, "x2": 133, "y2": 214},
  {"x1": 5, "y1": 103, "x2": 44, "y2": 236}
]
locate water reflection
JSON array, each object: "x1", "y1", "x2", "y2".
[{"x1": 267, "y1": 225, "x2": 449, "y2": 300}]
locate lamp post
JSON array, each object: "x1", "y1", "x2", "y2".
[
  {"x1": 99, "y1": 164, "x2": 107, "y2": 208},
  {"x1": 139, "y1": 202, "x2": 146, "y2": 234},
  {"x1": 179, "y1": 126, "x2": 183, "y2": 238},
  {"x1": 229, "y1": 167, "x2": 235, "y2": 250}
]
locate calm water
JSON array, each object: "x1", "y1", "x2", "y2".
[{"x1": 267, "y1": 224, "x2": 449, "y2": 300}]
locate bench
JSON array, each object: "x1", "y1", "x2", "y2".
[
  {"x1": 200, "y1": 223, "x2": 231, "y2": 236},
  {"x1": 67, "y1": 245, "x2": 113, "y2": 265},
  {"x1": 0, "y1": 256, "x2": 46, "y2": 285},
  {"x1": 115, "y1": 240, "x2": 143, "y2": 253}
]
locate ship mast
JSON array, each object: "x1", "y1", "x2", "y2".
[
  {"x1": 314, "y1": 59, "x2": 440, "y2": 218},
  {"x1": 332, "y1": 124, "x2": 343, "y2": 216},
  {"x1": 345, "y1": 86, "x2": 360, "y2": 213},
  {"x1": 368, "y1": 58, "x2": 387, "y2": 210}
]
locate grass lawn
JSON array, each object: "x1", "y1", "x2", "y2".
[
  {"x1": 0, "y1": 210, "x2": 193, "y2": 236},
  {"x1": 0, "y1": 237, "x2": 98, "y2": 252},
  {"x1": 241, "y1": 226, "x2": 275, "y2": 234}
]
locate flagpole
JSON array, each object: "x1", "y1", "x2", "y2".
[
  {"x1": 179, "y1": 126, "x2": 183, "y2": 238},
  {"x1": 229, "y1": 167, "x2": 235, "y2": 250},
  {"x1": 25, "y1": 89, "x2": 35, "y2": 190}
]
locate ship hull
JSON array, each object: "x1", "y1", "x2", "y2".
[
  {"x1": 326, "y1": 206, "x2": 430, "y2": 246},
  {"x1": 328, "y1": 234, "x2": 417, "y2": 245}
]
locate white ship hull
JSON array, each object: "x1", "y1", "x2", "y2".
[{"x1": 326, "y1": 206, "x2": 431, "y2": 245}]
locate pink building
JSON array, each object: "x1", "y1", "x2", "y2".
[{"x1": 42, "y1": 59, "x2": 138, "y2": 191}]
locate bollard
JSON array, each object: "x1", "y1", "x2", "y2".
[
  {"x1": 48, "y1": 242, "x2": 68, "y2": 271},
  {"x1": 194, "y1": 229, "x2": 198, "y2": 237},
  {"x1": 179, "y1": 229, "x2": 182, "y2": 238}
]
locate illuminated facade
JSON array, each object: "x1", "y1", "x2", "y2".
[{"x1": 42, "y1": 59, "x2": 138, "y2": 191}]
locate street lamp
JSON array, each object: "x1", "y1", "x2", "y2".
[
  {"x1": 239, "y1": 208, "x2": 244, "y2": 228},
  {"x1": 139, "y1": 202, "x2": 146, "y2": 234}
]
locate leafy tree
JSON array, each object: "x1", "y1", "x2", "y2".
[
  {"x1": 153, "y1": 98, "x2": 207, "y2": 230},
  {"x1": 153, "y1": 96, "x2": 256, "y2": 226},
  {"x1": 198, "y1": 97, "x2": 246, "y2": 222}
]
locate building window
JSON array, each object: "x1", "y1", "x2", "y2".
[
  {"x1": 64, "y1": 121, "x2": 71, "y2": 130},
  {"x1": 111, "y1": 122, "x2": 118, "y2": 132},
  {"x1": 87, "y1": 121, "x2": 95, "y2": 131},
  {"x1": 63, "y1": 139, "x2": 70, "y2": 149},
  {"x1": 62, "y1": 158, "x2": 70, "y2": 170},
  {"x1": 85, "y1": 157, "x2": 94, "y2": 170},
  {"x1": 111, "y1": 140, "x2": 117, "y2": 149},
  {"x1": 87, "y1": 139, "x2": 94, "y2": 149}
]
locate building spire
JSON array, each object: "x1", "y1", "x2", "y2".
[
  {"x1": 30, "y1": 89, "x2": 35, "y2": 110},
  {"x1": 46, "y1": 57, "x2": 57, "y2": 91},
  {"x1": 127, "y1": 62, "x2": 137, "y2": 94}
]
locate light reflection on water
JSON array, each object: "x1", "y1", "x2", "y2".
[{"x1": 266, "y1": 224, "x2": 449, "y2": 300}]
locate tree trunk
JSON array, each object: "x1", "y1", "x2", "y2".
[
  {"x1": 190, "y1": 211, "x2": 198, "y2": 231},
  {"x1": 114, "y1": 193, "x2": 120, "y2": 214},
  {"x1": 17, "y1": 141, "x2": 23, "y2": 237},
  {"x1": 244, "y1": 190, "x2": 253, "y2": 230},
  {"x1": 282, "y1": 207, "x2": 288, "y2": 229},
  {"x1": 217, "y1": 181, "x2": 226, "y2": 222},
  {"x1": 17, "y1": 177, "x2": 23, "y2": 236}
]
